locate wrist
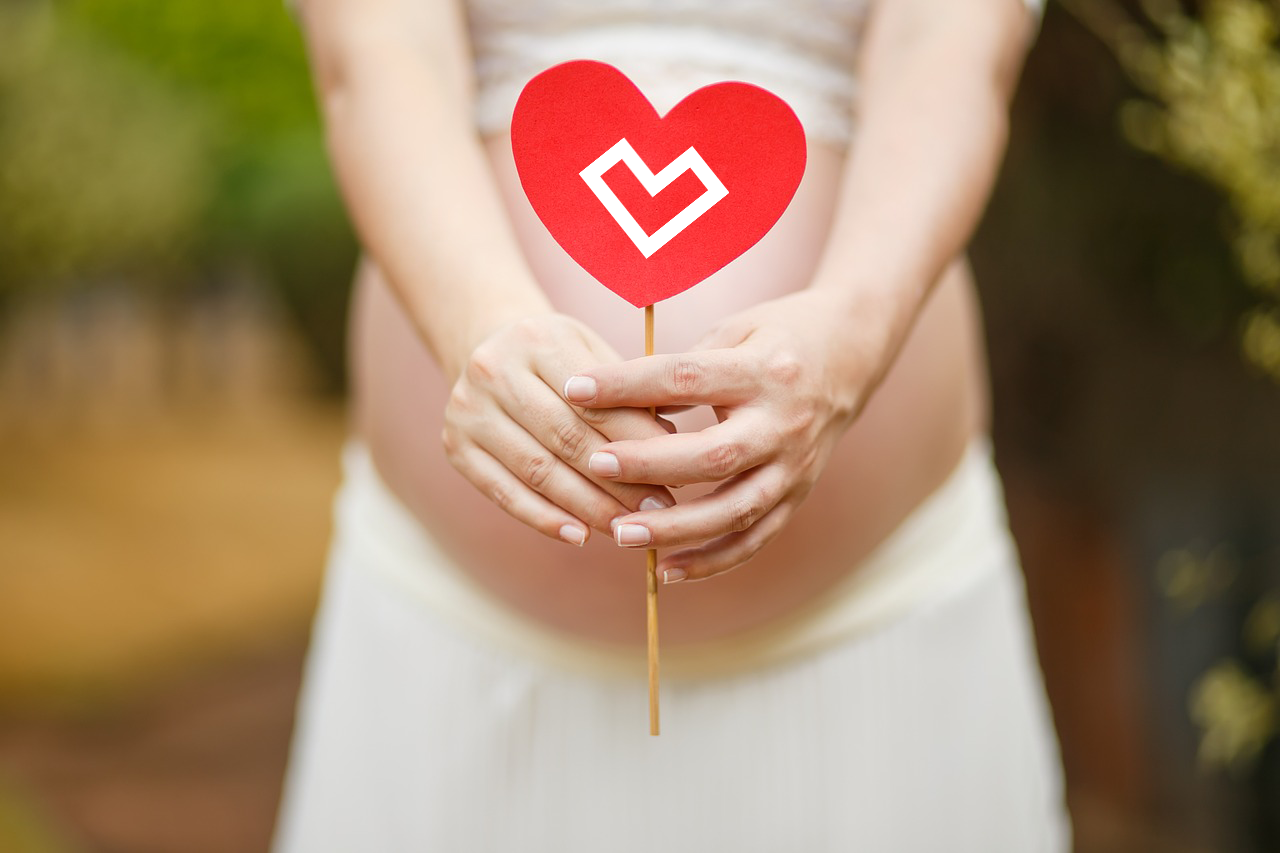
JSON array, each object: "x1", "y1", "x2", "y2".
[
  {"x1": 412, "y1": 278, "x2": 553, "y2": 384},
  {"x1": 798, "y1": 283, "x2": 906, "y2": 404}
]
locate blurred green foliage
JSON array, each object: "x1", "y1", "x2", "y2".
[
  {"x1": 0, "y1": 0, "x2": 355, "y2": 389},
  {"x1": 1065, "y1": 0, "x2": 1280, "y2": 383},
  {"x1": 1160, "y1": 544, "x2": 1279, "y2": 773},
  {"x1": 0, "y1": 4, "x2": 210, "y2": 291},
  {"x1": 1065, "y1": 0, "x2": 1280, "y2": 778}
]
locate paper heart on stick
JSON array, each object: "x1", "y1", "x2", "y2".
[{"x1": 511, "y1": 61, "x2": 807, "y2": 307}]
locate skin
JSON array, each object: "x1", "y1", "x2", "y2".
[{"x1": 296, "y1": 0, "x2": 1035, "y2": 645}]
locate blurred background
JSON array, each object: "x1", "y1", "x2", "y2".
[{"x1": 0, "y1": 0, "x2": 1277, "y2": 850}]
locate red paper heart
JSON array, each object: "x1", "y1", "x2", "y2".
[{"x1": 512, "y1": 61, "x2": 807, "y2": 308}]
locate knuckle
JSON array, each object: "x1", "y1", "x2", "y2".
[
  {"x1": 489, "y1": 480, "x2": 515, "y2": 513},
  {"x1": 704, "y1": 442, "x2": 741, "y2": 479},
  {"x1": 465, "y1": 345, "x2": 502, "y2": 386},
  {"x1": 740, "y1": 539, "x2": 767, "y2": 565},
  {"x1": 727, "y1": 491, "x2": 765, "y2": 533},
  {"x1": 511, "y1": 317, "x2": 554, "y2": 354},
  {"x1": 799, "y1": 442, "x2": 821, "y2": 471},
  {"x1": 671, "y1": 358, "x2": 704, "y2": 396},
  {"x1": 552, "y1": 417, "x2": 589, "y2": 459},
  {"x1": 576, "y1": 405, "x2": 610, "y2": 427},
  {"x1": 772, "y1": 408, "x2": 815, "y2": 448},
  {"x1": 786, "y1": 404, "x2": 817, "y2": 436},
  {"x1": 585, "y1": 498, "x2": 621, "y2": 530},
  {"x1": 728, "y1": 499, "x2": 755, "y2": 533},
  {"x1": 764, "y1": 350, "x2": 805, "y2": 385},
  {"x1": 523, "y1": 452, "x2": 555, "y2": 490},
  {"x1": 440, "y1": 426, "x2": 460, "y2": 461},
  {"x1": 446, "y1": 380, "x2": 473, "y2": 414}
]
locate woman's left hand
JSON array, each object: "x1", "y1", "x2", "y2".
[{"x1": 563, "y1": 287, "x2": 886, "y2": 583}]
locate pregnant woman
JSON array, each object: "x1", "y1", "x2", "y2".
[{"x1": 277, "y1": 0, "x2": 1070, "y2": 849}]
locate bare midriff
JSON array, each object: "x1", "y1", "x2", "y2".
[{"x1": 350, "y1": 137, "x2": 988, "y2": 647}]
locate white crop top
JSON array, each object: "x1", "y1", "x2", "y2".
[{"x1": 465, "y1": 0, "x2": 1042, "y2": 147}]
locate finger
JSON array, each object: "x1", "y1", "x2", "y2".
[
  {"x1": 535, "y1": 351, "x2": 677, "y2": 473},
  {"x1": 614, "y1": 413, "x2": 685, "y2": 486},
  {"x1": 588, "y1": 416, "x2": 775, "y2": 485},
  {"x1": 564, "y1": 351, "x2": 758, "y2": 409},
  {"x1": 657, "y1": 500, "x2": 794, "y2": 582},
  {"x1": 447, "y1": 441, "x2": 592, "y2": 547},
  {"x1": 469, "y1": 410, "x2": 635, "y2": 533},
  {"x1": 608, "y1": 466, "x2": 787, "y2": 549},
  {"x1": 573, "y1": 402, "x2": 674, "y2": 443},
  {"x1": 498, "y1": 380, "x2": 674, "y2": 511},
  {"x1": 532, "y1": 353, "x2": 674, "y2": 445}
]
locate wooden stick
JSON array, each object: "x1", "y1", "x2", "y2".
[{"x1": 645, "y1": 303, "x2": 660, "y2": 736}]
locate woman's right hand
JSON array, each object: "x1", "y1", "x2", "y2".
[{"x1": 442, "y1": 312, "x2": 674, "y2": 547}]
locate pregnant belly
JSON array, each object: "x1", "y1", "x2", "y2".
[{"x1": 350, "y1": 139, "x2": 988, "y2": 646}]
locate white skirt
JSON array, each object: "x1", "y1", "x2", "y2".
[{"x1": 275, "y1": 443, "x2": 1071, "y2": 852}]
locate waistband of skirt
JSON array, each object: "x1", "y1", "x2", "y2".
[{"x1": 328, "y1": 438, "x2": 1019, "y2": 681}]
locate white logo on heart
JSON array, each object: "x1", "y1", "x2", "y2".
[{"x1": 579, "y1": 139, "x2": 729, "y2": 258}]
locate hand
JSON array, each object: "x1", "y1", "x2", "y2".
[
  {"x1": 564, "y1": 289, "x2": 880, "y2": 581},
  {"x1": 443, "y1": 313, "x2": 674, "y2": 546}
]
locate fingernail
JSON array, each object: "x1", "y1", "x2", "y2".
[
  {"x1": 558, "y1": 524, "x2": 586, "y2": 546},
  {"x1": 563, "y1": 375, "x2": 597, "y2": 402},
  {"x1": 639, "y1": 496, "x2": 670, "y2": 512},
  {"x1": 663, "y1": 567, "x2": 687, "y2": 584},
  {"x1": 614, "y1": 523, "x2": 651, "y2": 547},
  {"x1": 589, "y1": 451, "x2": 620, "y2": 478}
]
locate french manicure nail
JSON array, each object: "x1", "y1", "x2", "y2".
[
  {"x1": 589, "y1": 451, "x2": 621, "y2": 478},
  {"x1": 558, "y1": 524, "x2": 586, "y2": 546},
  {"x1": 614, "y1": 523, "x2": 651, "y2": 547},
  {"x1": 563, "y1": 375, "x2": 597, "y2": 402},
  {"x1": 639, "y1": 496, "x2": 670, "y2": 512},
  {"x1": 663, "y1": 568, "x2": 687, "y2": 584}
]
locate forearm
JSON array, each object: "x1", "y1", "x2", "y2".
[
  {"x1": 809, "y1": 0, "x2": 1034, "y2": 383},
  {"x1": 298, "y1": 1, "x2": 551, "y2": 382}
]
